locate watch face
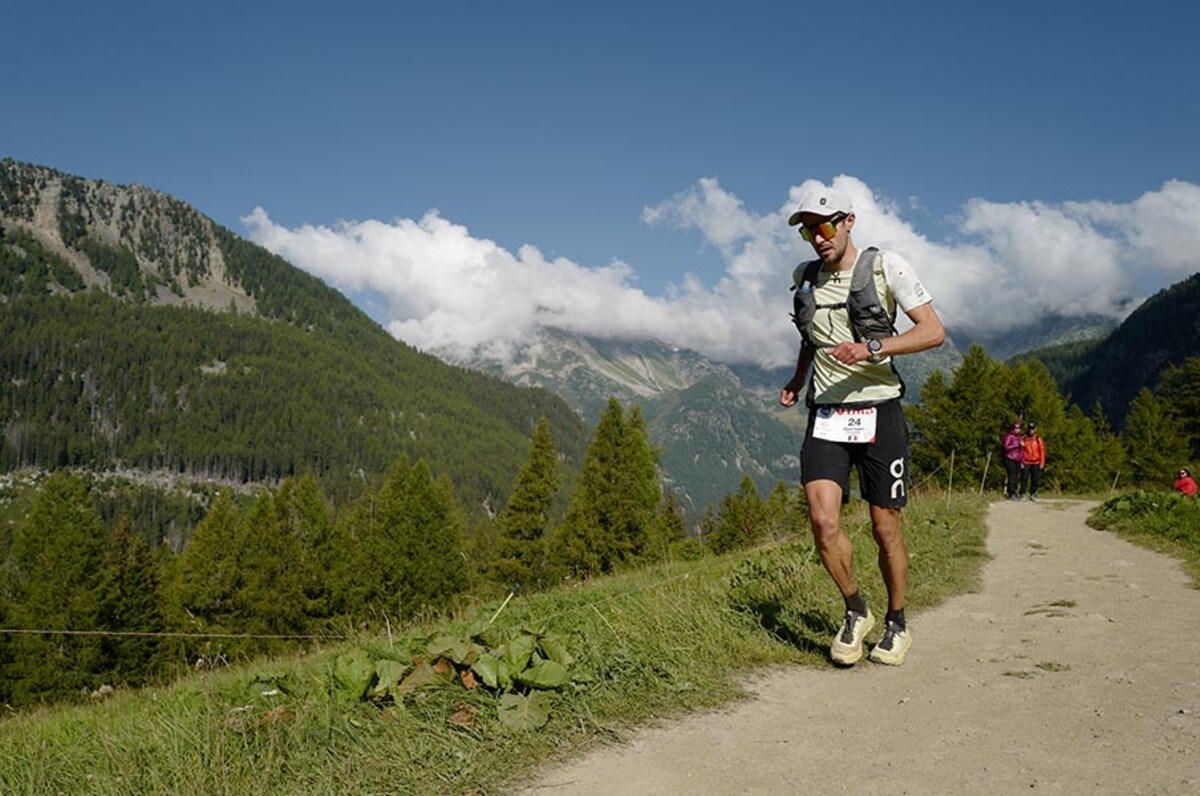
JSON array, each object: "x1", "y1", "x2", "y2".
[{"x1": 868, "y1": 339, "x2": 882, "y2": 352}]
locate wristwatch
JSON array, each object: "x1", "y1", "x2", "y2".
[{"x1": 866, "y1": 338, "x2": 885, "y2": 362}]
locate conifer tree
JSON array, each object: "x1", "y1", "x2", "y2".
[
  {"x1": 552, "y1": 398, "x2": 660, "y2": 576},
  {"x1": 351, "y1": 457, "x2": 467, "y2": 619},
  {"x1": 96, "y1": 517, "x2": 163, "y2": 685},
  {"x1": 163, "y1": 492, "x2": 244, "y2": 651},
  {"x1": 5, "y1": 472, "x2": 104, "y2": 704},
  {"x1": 492, "y1": 418, "x2": 560, "y2": 590},
  {"x1": 1157, "y1": 357, "x2": 1200, "y2": 459},
  {"x1": 393, "y1": 461, "x2": 468, "y2": 618},
  {"x1": 1122, "y1": 388, "x2": 1190, "y2": 486},
  {"x1": 709, "y1": 475, "x2": 766, "y2": 554},
  {"x1": 762, "y1": 481, "x2": 800, "y2": 543},
  {"x1": 1050, "y1": 404, "x2": 1126, "y2": 492},
  {"x1": 649, "y1": 491, "x2": 688, "y2": 558},
  {"x1": 236, "y1": 488, "x2": 307, "y2": 639},
  {"x1": 910, "y1": 345, "x2": 1013, "y2": 488}
]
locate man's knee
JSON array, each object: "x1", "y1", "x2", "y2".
[
  {"x1": 808, "y1": 506, "x2": 842, "y2": 549},
  {"x1": 871, "y1": 507, "x2": 903, "y2": 547}
]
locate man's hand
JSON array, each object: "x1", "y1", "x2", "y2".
[
  {"x1": 780, "y1": 380, "x2": 804, "y2": 407},
  {"x1": 825, "y1": 341, "x2": 872, "y2": 365}
]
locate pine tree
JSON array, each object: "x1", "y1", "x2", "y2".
[
  {"x1": 5, "y1": 472, "x2": 105, "y2": 705},
  {"x1": 762, "y1": 481, "x2": 800, "y2": 543},
  {"x1": 709, "y1": 475, "x2": 766, "y2": 554},
  {"x1": 235, "y1": 487, "x2": 308, "y2": 639},
  {"x1": 492, "y1": 418, "x2": 560, "y2": 590},
  {"x1": 1050, "y1": 404, "x2": 1126, "y2": 492},
  {"x1": 551, "y1": 398, "x2": 660, "y2": 576},
  {"x1": 350, "y1": 458, "x2": 467, "y2": 620},
  {"x1": 1157, "y1": 357, "x2": 1200, "y2": 459},
  {"x1": 95, "y1": 517, "x2": 163, "y2": 686},
  {"x1": 163, "y1": 492, "x2": 244, "y2": 658},
  {"x1": 393, "y1": 461, "x2": 468, "y2": 618},
  {"x1": 1122, "y1": 388, "x2": 1190, "y2": 486},
  {"x1": 649, "y1": 491, "x2": 687, "y2": 559}
]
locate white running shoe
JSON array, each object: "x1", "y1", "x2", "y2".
[
  {"x1": 868, "y1": 621, "x2": 912, "y2": 666},
  {"x1": 830, "y1": 609, "x2": 874, "y2": 665}
]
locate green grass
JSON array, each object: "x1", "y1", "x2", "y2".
[
  {"x1": 0, "y1": 493, "x2": 989, "y2": 795},
  {"x1": 1088, "y1": 490, "x2": 1200, "y2": 587}
]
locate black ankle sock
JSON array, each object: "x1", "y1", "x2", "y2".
[
  {"x1": 885, "y1": 608, "x2": 906, "y2": 629},
  {"x1": 844, "y1": 591, "x2": 868, "y2": 616}
]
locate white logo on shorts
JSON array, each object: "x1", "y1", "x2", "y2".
[{"x1": 890, "y1": 458, "x2": 906, "y2": 500}]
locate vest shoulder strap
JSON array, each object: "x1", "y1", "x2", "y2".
[
  {"x1": 791, "y1": 259, "x2": 823, "y2": 290},
  {"x1": 849, "y1": 247, "x2": 881, "y2": 292}
]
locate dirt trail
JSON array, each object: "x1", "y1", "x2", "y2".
[{"x1": 519, "y1": 500, "x2": 1200, "y2": 795}]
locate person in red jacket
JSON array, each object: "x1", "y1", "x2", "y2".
[
  {"x1": 1175, "y1": 468, "x2": 1198, "y2": 497},
  {"x1": 1021, "y1": 422, "x2": 1047, "y2": 501}
]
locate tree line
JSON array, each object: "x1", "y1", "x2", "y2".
[
  {"x1": 2, "y1": 399, "x2": 803, "y2": 709},
  {"x1": 910, "y1": 345, "x2": 1200, "y2": 492}
]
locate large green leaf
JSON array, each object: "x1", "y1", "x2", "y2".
[
  {"x1": 497, "y1": 691, "x2": 553, "y2": 731},
  {"x1": 471, "y1": 654, "x2": 512, "y2": 690},
  {"x1": 515, "y1": 660, "x2": 569, "y2": 690},
  {"x1": 370, "y1": 659, "x2": 410, "y2": 699},
  {"x1": 333, "y1": 649, "x2": 377, "y2": 700},
  {"x1": 538, "y1": 633, "x2": 573, "y2": 667},
  {"x1": 396, "y1": 660, "x2": 452, "y2": 694},
  {"x1": 505, "y1": 632, "x2": 537, "y2": 672},
  {"x1": 427, "y1": 634, "x2": 483, "y2": 666}
]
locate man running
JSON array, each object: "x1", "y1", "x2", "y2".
[{"x1": 780, "y1": 185, "x2": 944, "y2": 666}]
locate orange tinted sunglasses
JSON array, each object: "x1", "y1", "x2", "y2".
[{"x1": 798, "y1": 213, "x2": 846, "y2": 243}]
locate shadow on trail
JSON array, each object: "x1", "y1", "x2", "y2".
[{"x1": 742, "y1": 600, "x2": 837, "y2": 656}]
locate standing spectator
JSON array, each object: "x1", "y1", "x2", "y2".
[
  {"x1": 1175, "y1": 468, "x2": 1198, "y2": 497},
  {"x1": 1002, "y1": 421, "x2": 1024, "y2": 500},
  {"x1": 1021, "y1": 422, "x2": 1047, "y2": 501}
]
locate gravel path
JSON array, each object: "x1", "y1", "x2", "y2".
[{"x1": 519, "y1": 499, "x2": 1200, "y2": 795}]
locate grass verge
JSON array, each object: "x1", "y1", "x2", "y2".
[
  {"x1": 1087, "y1": 490, "x2": 1200, "y2": 587},
  {"x1": 0, "y1": 493, "x2": 988, "y2": 795}
]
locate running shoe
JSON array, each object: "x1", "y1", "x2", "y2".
[
  {"x1": 868, "y1": 621, "x2": 912, "y2": 666},
  {"x1": 830, "y1": 609, "x2": 874, "y2": 665}
]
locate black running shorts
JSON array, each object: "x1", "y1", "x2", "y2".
[{"x1": 800, "y1": 398, "x2": 910, "y2": 508}]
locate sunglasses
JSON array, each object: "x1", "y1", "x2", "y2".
[{"x1": 798, "y1": 214, "x2": 846, "y2": 243}]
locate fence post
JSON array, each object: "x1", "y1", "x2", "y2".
[
  {"x1": 947, "y1": 449, "x2": 955, "y2": 506},
  {"x1": 1109, "y1": 470, "x2": 1121, "y2": 495}
]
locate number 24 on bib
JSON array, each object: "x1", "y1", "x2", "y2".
[{"x1": 813, "y1": 407, "x2": 877, "y2": 443}]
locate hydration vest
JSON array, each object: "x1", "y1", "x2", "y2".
[{"x1": 790, "y1": 247, "x2": 897, "y2": 346}]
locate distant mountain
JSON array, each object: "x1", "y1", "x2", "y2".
[
  {"x1": 951, "y1": 313, "x2": 1116, "y2": 361},
  {"x1": 454, "y1": 330, "x2": 799, "y2": 514},
  {"x1": 0, "y1": 159, "x2": 585, "y2": 509},
  {"x1": 1056, "y1": 272, "x2": 1200, "y2": 425}
]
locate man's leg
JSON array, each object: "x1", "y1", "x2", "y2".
[
  {"x1": 867, "y1": 504, "x2": 913, "y2": 665},
  {"x1": 805, "y1": 479, "x2": 857, "y2": 598},
  {"x1": 805, "y1": 478, "x2": 874, "y2": 665},
  {"x1": 869, "y1": 504, "x2": 907, "y2": 612}
]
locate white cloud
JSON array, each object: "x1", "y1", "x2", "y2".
[{"x1": 242, "y1": 177, "x2": 1200, "y2": 370}]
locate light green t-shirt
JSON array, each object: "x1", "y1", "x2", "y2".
[{"x1": 805, "y1": 249, "x2": 932, "y2": 406}]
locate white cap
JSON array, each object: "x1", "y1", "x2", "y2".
[{"x1": 787, "y1": 186, "x2": 854, "y2": 226}]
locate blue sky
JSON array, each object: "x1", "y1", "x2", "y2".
[{"x1": 4, "y1": 1, "x2": 1199, "y2": 366}]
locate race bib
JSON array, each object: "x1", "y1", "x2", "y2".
[{"x1": 813, "y1": 406, "x2": 877, "y2": 443}]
